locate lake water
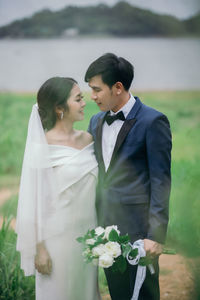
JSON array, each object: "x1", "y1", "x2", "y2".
[{"x1": 0, "y1": 37, "x2": 200, "y2": 92}]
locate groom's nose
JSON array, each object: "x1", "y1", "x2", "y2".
[{"x1": 91, "y1": 91, "x2": 97, "y2": 101}]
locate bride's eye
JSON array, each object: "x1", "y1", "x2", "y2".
[{"x1": 76, "y1": 96, "x2": 84, "y2": 102}]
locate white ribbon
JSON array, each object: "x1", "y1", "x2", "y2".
[{"x1": 126, "y1": 239, "x2": 155, "y2": 300}]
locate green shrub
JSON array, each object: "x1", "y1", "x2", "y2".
[{"x1": 0, "y1": 217, "x2": 35, "y2": 299}]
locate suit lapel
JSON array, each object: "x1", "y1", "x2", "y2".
[
  {"x1": 107, "y1": 96, "x2": 142, "y2": 172},
  {"x1": 107, "y1": 118, "x2": 136, "y2": 172},
  {"x1": 95, "y1": 113, "x2": 107, "y2": 172}
]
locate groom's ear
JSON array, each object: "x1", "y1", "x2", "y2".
[{"x1": 113, "y1": 81, "x2": 123, "y2": 96}]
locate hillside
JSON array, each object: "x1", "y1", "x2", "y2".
[
  {"x1": 0, "y1": 2, "x2": 198, "y2": 38},
  {"x1": 183, "y1": 13, "x2": 200, "y2": 35}
]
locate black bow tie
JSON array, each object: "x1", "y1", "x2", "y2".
[{"x1": 105, "y1": 111, "x2": 125, "y2": 125}]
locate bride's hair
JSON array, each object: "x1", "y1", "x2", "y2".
[{"x1": 37, "y1": 77, "x2": 77, "y2": 130}]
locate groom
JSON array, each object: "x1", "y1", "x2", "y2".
[{"x1": 85, "y1": 53, "x2": 172, "y2": 300}]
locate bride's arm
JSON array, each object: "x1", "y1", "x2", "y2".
[{"x1": 35, "y1": 241, "x2": 52, "y2": 275}]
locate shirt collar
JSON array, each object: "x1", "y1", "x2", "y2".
[{"x1": 110, "y1": 94, "x2": 136, "y2": 118}]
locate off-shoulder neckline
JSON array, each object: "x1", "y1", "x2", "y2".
[{"x1": 48, "y1": 141, "x2": 94, "y2": 151}]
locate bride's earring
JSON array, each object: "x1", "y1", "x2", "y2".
[{"x1": 60, "y1": 112, "x2": 64, "y2": 120}]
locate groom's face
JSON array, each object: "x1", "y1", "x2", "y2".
[{"x1": 88, "y1": 75, "x2": 119, "y2": 112}]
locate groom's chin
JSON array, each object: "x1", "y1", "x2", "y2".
[{"x1": 98, "y1": 105, "x2": 107, "y2": 112}]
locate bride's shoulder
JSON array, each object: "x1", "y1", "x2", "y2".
[
  {"x1": 77, "y1": 130, "x2": 93, "y2": 145},
  {"x1": 45, "y1": 129, "x2": 60, "y2": 144}
]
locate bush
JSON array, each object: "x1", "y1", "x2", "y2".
[{"x1": 0, "y1": 217, "x2": 35, "y2": 299}]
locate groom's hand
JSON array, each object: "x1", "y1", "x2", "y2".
[
  {"x1": 144, "y1": 239, "x2": 163, "y2": 259},
  {"x1": 35, "y1": 242, "x2": 52, "y2": 275}
]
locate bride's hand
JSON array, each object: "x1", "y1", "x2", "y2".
[{"x1": 35, "y1": 242, "x2": 52, "y2": 275}]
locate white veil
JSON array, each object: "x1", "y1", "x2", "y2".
[{"x1": 16, "y1": 104, "x2": 58, "y2": 276}]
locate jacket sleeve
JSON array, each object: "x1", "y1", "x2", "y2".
[
  {"x1": 87, "y1": 117, "x2": 92, "y2": 134},
  {"x1": 146, "y1": 114, "x2": 172, "y2": 244}
]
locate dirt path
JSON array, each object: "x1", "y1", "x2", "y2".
[
  {"x1": 0, "y1": 188, "x2": 195, "y2": 300},
  {"x1": 159, "y1": 254, "x2": 194, "y2": 300},
  {"x1": 0, "y1": 188, "x2": 13, "y2": 206}
]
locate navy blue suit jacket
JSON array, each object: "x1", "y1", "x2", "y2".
[{"x1": 88, "y1": 96, "x2": 172, "y2": 244}]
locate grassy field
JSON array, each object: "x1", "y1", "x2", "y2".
[{"x1": 0, "y1": 90, "x2": 200, "y2": 298}]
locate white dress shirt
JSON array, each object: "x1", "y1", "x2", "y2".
[{"x1": 102, "y1": 94, "x2": 136, "y2": 171}]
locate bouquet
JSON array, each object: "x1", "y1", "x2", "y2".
[
  {"x1": 77, "y1": 225, "x2": 176, "y2": 274},
  {"x1": 77, "y1": 225, "x2": 144, "y2": 273}
]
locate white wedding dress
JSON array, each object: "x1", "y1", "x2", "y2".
[{"x1": 35, "y1": 142, "x2": 100, "y2": 300}]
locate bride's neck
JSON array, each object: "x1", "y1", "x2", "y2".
[{"x1": 53, "y1": 120, "x2": 75, "y2": 136}]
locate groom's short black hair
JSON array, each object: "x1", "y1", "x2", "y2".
[{"x1": 84, "y1": 53, "x2": 134, "y2": 91}]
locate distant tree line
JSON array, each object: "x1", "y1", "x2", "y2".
[{"x1": 0, "y1": 1, "x2": 199, "y2": 38}]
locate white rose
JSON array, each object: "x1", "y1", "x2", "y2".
[
  {"x1": 86, "y1": 238, "x2": 96, "y2": 245},
  {"x1": 104, "y1": 241, "x2": 121, "y2": 258},
  {"x1": 95, "y1": 226, "x2": 105, "y2": 236},
  {"x1": 92, "y1": 244, "x2": 106, "y2": 257},
  {"x1": 99, "y1": 253, "x2": 114, "y2": 268},
  {"x1": 104, "y1": 225, "x2": 120, "y2": 240}
]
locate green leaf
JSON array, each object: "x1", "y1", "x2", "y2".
[
  {"x1": 90, "y1": 229, "x2": 96, "y2": 237},
  {"x1": 84, "y1": 233, "x2": 91, "y2": 240},
  {"x1": 76, "y1": 237, "x2": 84, "y2": 243},
  {"x1": 118, "y1": 234, "x2": 130, "y2": 243},
  {"x1": 139, "y1": 256, "x2": 152, "y2": 266},
  {"x1": 98, "y1": 232, "x2": 105, "y2": 239},
  {"x1": 96, "y1": 236, "x2": 106, "y2": 244},
  {"x1": 162, "y1": 248, "x2": 176, "y2": 255},
  {"x1": 128, "y1": 248, "x2": 138, "y2": 259},
  {"x1": 84, "y1": 228, "x2": 96, "y2": 240},
  {"x1": 108, "y1": 229, "x2": 119, "y2": 242},
  {"x1": 121, "y1": 244, "x2": 132, "y2": 258}
]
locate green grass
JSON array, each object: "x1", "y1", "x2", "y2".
[
  {"x1": 0, "y1": 90, "x2": 199, "y2": 175},
  {"x1": 0, "y1": 217, "x2": 35, "y2": 299},
  {"x1": 0, "y1": 195, "x2": 18, "y2": 218},
  {"x1": 0, "y1": 90, "x2": 200, "y2": 298}
]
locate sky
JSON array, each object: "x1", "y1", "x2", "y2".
[{"x1": 0, "y1": 0, "x2": 200, "y2": 26}]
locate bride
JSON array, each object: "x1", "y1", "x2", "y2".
[{"x1": 16, "y1": 77, "x2": 101, "y2": 300}]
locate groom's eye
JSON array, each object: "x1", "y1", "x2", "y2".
[{"x1": 92, "y1": 87, "x2": 101, "y2": 92}]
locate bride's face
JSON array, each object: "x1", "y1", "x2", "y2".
[{"x1": 65, "y1": 84, "x2": 86, "y2": 121}]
